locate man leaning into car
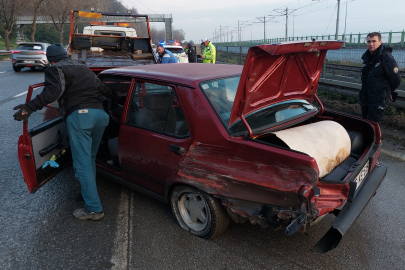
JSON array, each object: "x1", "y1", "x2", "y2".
[
  {"x1": 13, "y1": 44, "x2": 122, "y2": 221},
  {"x1": 360, "y1": 32, "x2": 401, "y2": 123}
]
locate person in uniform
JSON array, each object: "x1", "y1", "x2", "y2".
[
  {"x1": 360, "y1": 32, "x2": 401, "y2": 123},
  {"x1": 13, "y1": 44, "x2": 122, "y2": 220},
  {"x1": 200, "y1": 38, "x2": 216, "y2": 64},
  {"x1": 185, "y1": 43, "x2": 196, "y2": 63}
]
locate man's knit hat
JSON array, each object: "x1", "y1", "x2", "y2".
[{"x1": 46, "y1": 44, "x2": 68, "y2": 63}]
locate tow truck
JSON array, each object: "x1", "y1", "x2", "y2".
[{"x1": 67, "y1": 10, "x2": 157, "y2": 68}]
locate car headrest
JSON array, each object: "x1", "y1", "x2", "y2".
[{"x1": 142, "y1": 93, "x2": 172, "y2": 110}]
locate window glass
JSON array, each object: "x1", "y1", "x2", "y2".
[
  {"x1": 16, "y1": 44, "x2": 44, "y2": 50},
  {"x1": 101, "y1": 76, "x2": 133, "y2": 95},
  {"x1": 200, "y1": 76, "x2": 240, "y2": 126},
  {"x1": 229, "y1": 100, "x2": 318, "y2": 134},
  {"x1": 94, "y1": 31, "x2": 125, "y2": 36},
  {"x1": 165, "y1": 48, "x2": 185, "y2": 54},
  {"x1": 127, "y1": 82, "x2": 189, "y2": 136}
]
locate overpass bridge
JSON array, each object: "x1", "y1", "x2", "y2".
[{"x1": 16, "y1": 14, "x2": 173, "y2": 43}]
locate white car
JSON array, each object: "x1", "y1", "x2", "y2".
[{"x1": 162, "y1": 44, "x2": 189, "y2": 63}]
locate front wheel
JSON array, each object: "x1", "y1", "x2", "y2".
[{"x1": 170, "y1": 185, "x2": 230, "y2": 239}]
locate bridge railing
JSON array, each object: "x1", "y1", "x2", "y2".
[{"x1": 215, "y1": 31, "x2": 405, "y2": 48}]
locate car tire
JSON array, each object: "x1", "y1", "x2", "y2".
[
  {"x1": 170, "y1": 185, "x2": 230, "y2": 239},
  {"x1": 13, "y1": 66, "x2": 21, "y2": 72},
  {"x1": 30, "y1": 67, "x2": 35, "y2": 70}
]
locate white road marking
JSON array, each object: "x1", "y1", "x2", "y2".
[
  {"x1": 13, "y1": 91, "x2": 28, "y2": 98},
  {"x1": 111, "y1": 187, "x2": 133, "y2": 269},
  {"x1": 13, "y1": 87, "x2": 41, "y2": 98},
  {"x1": 0, "y1": 71, "x2": 6, "y2": 73}
]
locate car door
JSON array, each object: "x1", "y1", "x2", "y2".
[
  {"x1": 18, "y1": 83, "x2": 72, "y2": 193},
  {"x1": 119, "y1": 80, "x2": 191, "y2": 194}
]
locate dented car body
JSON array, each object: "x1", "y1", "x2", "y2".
[{"x1": 18, "y1": 41, "x2": 386, "y2": 253}]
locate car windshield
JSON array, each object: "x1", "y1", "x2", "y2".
[
  {"x1": 200, "y1": 76, "x2": 240, "y2": 126},
  {"x1": 166, "y1": 48, "x2": 185, "y2": 53},
  {"x1": 16, "y1": 44, "x2": 43, "y2": 50},
  {"x1": 229, "y1": 100, "x2": 318, "y2": 134}
]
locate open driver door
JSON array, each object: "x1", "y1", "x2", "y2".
[{"x1": 18, "y1": 83, "x2": 72, "y2": 193}]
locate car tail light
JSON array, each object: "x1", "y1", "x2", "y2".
[
  {"x1": 12, "y1": 51, "x2": 21, "y2": 54},
  {"x1": 12, "y1": 59, "x2": 16, "y2": 63},
  {"x1": 35, "y1": 52, "x2": 46, "y2": 55}
]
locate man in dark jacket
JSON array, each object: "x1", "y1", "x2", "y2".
[
  {"x1": 156, "y1": 45, "x2": 178, "y2": 64},
  {"x1": 185, "y1": 43, "x2": 196, "y2": 63},
  {"x1": 360, "y1": 32, "x2": 401, "y2": 123},
  {"x1": 13, "y1": 44, "x2": 120, "y2": 220}
]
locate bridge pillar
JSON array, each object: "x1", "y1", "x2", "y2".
[
  {"x1": 16, "y1": 25, "x2": 25, "y2": 44},
  {"x1": 165, "y1": 18, "x2": 172, "y2": 41}
]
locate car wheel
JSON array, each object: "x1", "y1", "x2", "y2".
[
  {"x1": 30, "y1": 67, "x2": 35, "y2": 70},
  {"x1": 170, "y1": 185, "x2": 230, "y2": 239},
  {"x1": 13, "y1": 66, "x2": 21, "y2": 72}
]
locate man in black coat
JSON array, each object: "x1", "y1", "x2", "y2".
[
  {"x1": 185, "y1": 43, "x2": 196, "y2": 63},
  {"x1": 360, "y1": 32, "x2": 401, "y2": 123},
  {"x1": 13, "y1": 44, "x2": 120, "y2": 220}
]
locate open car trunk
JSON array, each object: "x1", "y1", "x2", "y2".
[{"x1": 253, "y1": 111, "x2": 376, "y2": 183}]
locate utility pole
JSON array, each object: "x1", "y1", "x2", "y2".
[
  {"x1": 273, "y1": 8, "x2": 296, "y2": 41},
  {"x1": 220, "y1": 25, "x2": 222, "y2": 43},
  {"x1": 343, "y1": 0, "x2": 348, "y2": 40},
  {"x1": 215, "y1": 29, "x2": 217, "y2": 42},
  {"x1": 256, "y1": 16, "x2": 267, "y2": 41},
  {"x1": 335, "y1": 0, "x2": 341, "y2": 40},
  {"x1": 238, "y1": 20, "x2": 240, "y2": 42}
]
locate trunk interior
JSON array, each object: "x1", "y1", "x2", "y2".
[{"x1": 254, "y1": 110, "x2": 375, "y2": 182}]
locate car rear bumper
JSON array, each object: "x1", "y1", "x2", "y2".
[
  {"x1": 312, "y1": 163, "x2": 387, "y2": 253},
  {"x1": 13, "y1": 60, "x2": 49, "y2": 68}
]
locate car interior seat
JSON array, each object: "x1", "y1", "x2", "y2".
[{"x1": 135, "y1": 93, "x2": 176, "y2": 133}]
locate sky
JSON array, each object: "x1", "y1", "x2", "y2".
[{"x1": 121, "y1": 0, "x2": 405, "y2": 44}]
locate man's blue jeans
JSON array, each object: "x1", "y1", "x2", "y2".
[{"x1": 66, "y1": 108, "x2": 109, "y2": 213}]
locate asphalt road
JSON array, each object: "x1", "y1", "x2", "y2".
[{"x1": 0, "y1": 61, "x2": 404, "y2": 270}]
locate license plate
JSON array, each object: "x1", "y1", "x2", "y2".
[
  {"x1": 354, "y1": 161, "x2": 369, "y2": 189},
  {"x1": 24, "y1": 60, "x2": 35, "y2": 63}
]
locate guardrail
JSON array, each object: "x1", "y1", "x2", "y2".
[
  {"x1": 0, "y1": 51, "x2": 11, "y2": 55},
  {"x1": 318, "y1": 78, "x2": 405, "y2": 109}
]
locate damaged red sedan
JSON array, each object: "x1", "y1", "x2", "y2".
[{"x1": 18, "y1": 41, "x2": 386, "y2": 253}]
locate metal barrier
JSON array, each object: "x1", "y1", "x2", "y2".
[
  {"x1": 216, "y1": 30, "x2": 405, "y2": 48},
  {"x1": 216, "y1": 45, "x2": 405, "y2": 68}
]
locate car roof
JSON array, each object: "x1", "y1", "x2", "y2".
[{"x1": 101, "y1": 64, "x2": 243, "y2": 87}]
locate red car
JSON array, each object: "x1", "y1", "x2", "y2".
[{"x1": 18, "y1": 41, "x2": 386, "y2": 253}]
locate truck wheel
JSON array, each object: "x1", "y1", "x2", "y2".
[
  {"x1": 13, "y1": 66, "x2": 21, "y2": 72},
  {"x1": 170, "y1": 185, "x2": 230, "y2": 239}
]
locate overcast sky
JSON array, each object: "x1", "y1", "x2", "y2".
[{"x1": 121, "y1": 0, "x2": 405, "y2": 43}]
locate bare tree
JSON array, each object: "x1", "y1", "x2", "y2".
[
  {"x1": 30, "y1": 0, "x2": 45, "y2": 42},
  {"x1": 0, "y1": 0, "x2": 24, "y2": 50},
  {"x1": 42, "y1": 0, "x2": 97, "y2": 45}
]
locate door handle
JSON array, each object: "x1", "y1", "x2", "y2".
[
  {"x1": 169, "y1": 144, "x2": 185, "y2": 155},
  {"x1": 39, "y1": 129, "x2": 63, "y2": 157}
]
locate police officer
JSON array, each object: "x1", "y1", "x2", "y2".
[
  {"x1": 360, "y1": 32, "x2": 401, "y2": 123},
  {"x1": 156, "y1": 45, "x2": 178, "y2": 64},
  {"x1": 185, "y1": 43, "x2": 196, "y2": 63},
  {"x1": 13, "y1": 44, "x2": 121, "y2": 220},
  {"x1": 200, "y1": 38, "x2": 216, "y2": 64}
]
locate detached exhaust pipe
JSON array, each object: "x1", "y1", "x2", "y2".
[{"x1": 312, "y1": 164, "x2": 387, "y2": 253}]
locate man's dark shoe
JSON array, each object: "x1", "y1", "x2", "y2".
[{"x1": 73, "y1": 208, "x2": 104, "y2": 220}]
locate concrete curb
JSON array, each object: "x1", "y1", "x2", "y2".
[{"x1": 381, "y1": 144, "x2": 405, "y2": 162}]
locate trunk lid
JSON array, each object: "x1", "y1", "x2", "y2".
[{"x1": 228, "y1": 41, "x2": 344, "y2": 127}]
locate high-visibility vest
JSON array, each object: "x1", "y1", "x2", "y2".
[{"x1": 202, "y1": 42, "x2": 216, "y2": 64}]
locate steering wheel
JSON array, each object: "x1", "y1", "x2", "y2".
[{"x1": 107, "y1": 99, "x2": 123, "y2": 124}]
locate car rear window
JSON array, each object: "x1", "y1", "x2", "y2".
[
  {"x1": 16, "y1": 44, "x2": 44, "y2": 50},
  {"x1": 165, "y1": 48, "x2": 185, "y2": 53},
  {"x1": 229, "y1": 100, "x2": 318, "y2": 134}
]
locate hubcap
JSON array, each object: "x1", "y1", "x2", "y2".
[{"x1": 178, "y1": 193, "x2": 208, "y2": 231}]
